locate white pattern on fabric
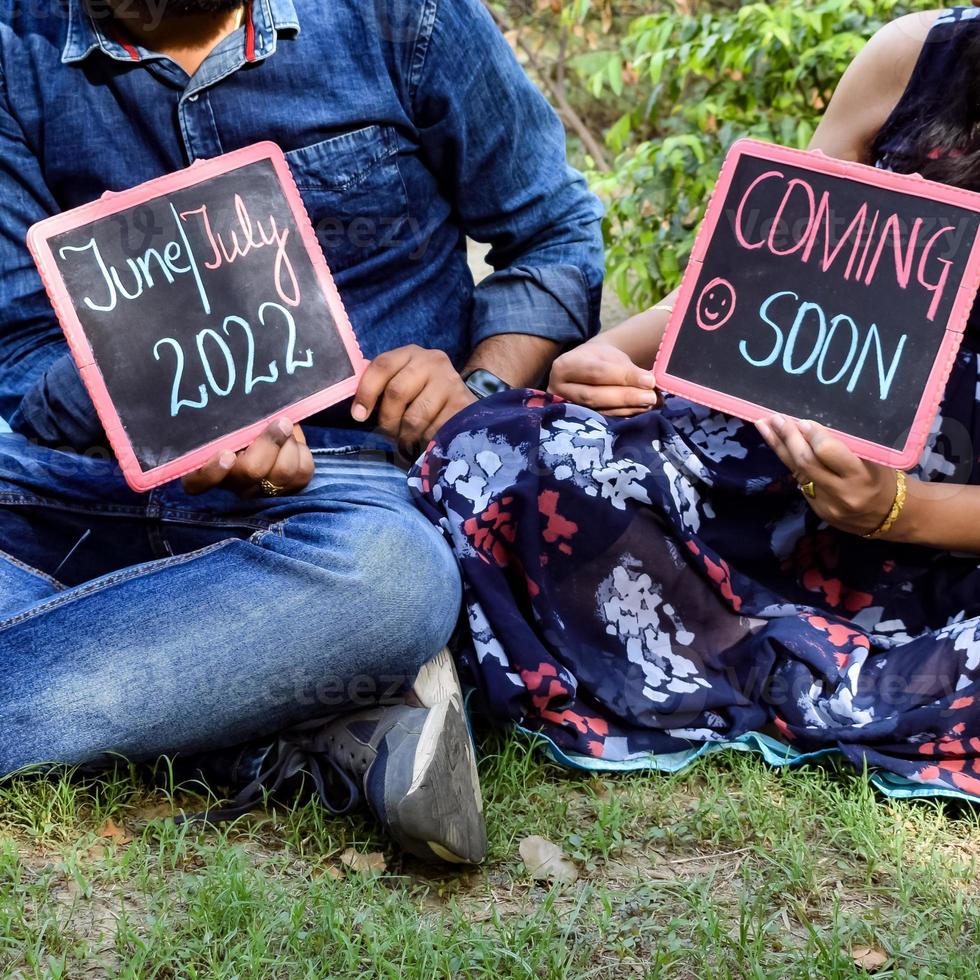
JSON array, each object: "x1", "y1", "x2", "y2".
[
  {"x1": 669, "y1": 401, "x2": 750, "y2": 462},
  {"x1": 598, "y1": 562, "x2": 709, "y2": 704},
  {"x1": 431, "y1": 430, "x2": 529, "y2": 513}
]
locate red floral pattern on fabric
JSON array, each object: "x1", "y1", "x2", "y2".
[
  {"x1": 539, "y1": 490, "x2": 578, "y2": 556},
  {"x1": 806, "y1": 615, "x2": 871, "y2": 668},
  {"x1": 686, "y1": 540, "x2": 742, "y2": 612},
  {"x1": 792, "y1": 531, "x2": 873, "y2": 612},
  {"x1": 520, "y1": 662, "x2": 609, "y2": 757},
  {"x1": 463, "y1": 497, "x2": 516, "y2": 566}
]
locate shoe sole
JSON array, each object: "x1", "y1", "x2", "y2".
[
  {"x1": 410, "y1": 648, "x2": 483, "y2": 822},
  {"x1": 410, "y1": 646, "x2": 463, "y2": 709},
  {"x1": 385, "y1": 698, "x2": 486, "y2": 864}
]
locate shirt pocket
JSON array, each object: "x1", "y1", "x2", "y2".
[{"x1": 284, "y1": 125, "x2": 409, "y2": 277}]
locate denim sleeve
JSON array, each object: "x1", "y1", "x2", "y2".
[
  {"x1": 408, "y1": 0, "x2": 605, "y2": 349},
  {"x1": 0, "y1": 53, "x2": 102, "y2": 449}
]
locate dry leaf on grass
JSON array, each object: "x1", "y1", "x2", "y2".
[
  {"x1": 131, "y1": 801, "x2": 178, "y2": 823},
  {"x1": 850, "y1": 946, "x2": 888, "y2": 971},
  {"x1": 519, "y1": 835, "x2": 579, "y2": 884},
  {"x1": 94, "y1": 819, "x2": 132, "y2": 846},
  {"x1": 339, "y1": 848, "x2": 387, "y2": 875}
]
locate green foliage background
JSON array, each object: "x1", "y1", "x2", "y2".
[{"x1": 497, "y1": 0, "x2": 941, "y2": 311}]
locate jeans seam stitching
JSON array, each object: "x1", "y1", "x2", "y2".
[
  {"x1": 0, "y1": 495, "x2": 150, "y2": 518},
  {"x1": 0, "y1": 496, "x2": 274, "y2": 532},
  {"x1": 0, "y1": 539, "x2": 233, "y2": 632},
  {"x1": 0, "y1": 546, "x2": 66, "y2": 591},
  {"x1": 249, "y1": 518, "x2": 289, "y2": 545},
  {"x1": 157, "y1": 510, "x2": 273, "y2": 530}
]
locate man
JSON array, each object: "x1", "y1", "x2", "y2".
[{"x1": 0, "y1": 0, "x2": 603, "y2": 862}]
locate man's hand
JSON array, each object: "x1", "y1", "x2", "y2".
[
  {"x1": 756, "y1": 414, "x2": 897, "y2": 536},
  {"x1": 182, "y1": 417, "x2": 315, "y2": 497},
  {"x1": 352, "y1": 345, "x2": 477, "y2": 458},
  {"x1": 548, "y1": 341, "x2": 660, "y2": 416}
]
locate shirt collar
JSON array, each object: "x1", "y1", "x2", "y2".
[
  {"x1": 61, "y1": 0, "x2": 301, "y2": 66},
  {"x1": 247, "y1": 0, "x2": 301, "y2": 63}
]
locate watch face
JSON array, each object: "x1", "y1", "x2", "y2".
[{"x1": 465, "y1": 369, "x2": 511, "y2": 399}]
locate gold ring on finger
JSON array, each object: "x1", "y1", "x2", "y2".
[
  {"x1": 798, "y1": 480, "x2": 816, "y2": 499},
  {"x1": 260, "y1": 479, "x2": 287, "y2": 497}
]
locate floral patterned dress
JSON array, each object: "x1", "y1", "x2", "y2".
[
  {"x1": 409, "y1": 8, "x2": 980, "y2": 803},
  {"x1": 410, "y1": 376, "x2": 980, "y2": 801}
]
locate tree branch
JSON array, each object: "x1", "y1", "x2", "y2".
[{"x1": 487, "y1": 5, "x2": 611, "y2": 171}]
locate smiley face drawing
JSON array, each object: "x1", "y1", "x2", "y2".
[{"x1": 694, "y1": 277, "x2": 736, "y2": 331}]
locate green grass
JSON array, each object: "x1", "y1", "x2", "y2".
[{"x1": 1, "y1": 734, "x2": 978, "y2": 978}]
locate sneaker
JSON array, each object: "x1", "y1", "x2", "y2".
[
  {"x1": 175, "y1": 649, "x2": 486, "y2": 865},
  {"x1": 320, "y1": 649, "x2": 486, "y2": 864}
]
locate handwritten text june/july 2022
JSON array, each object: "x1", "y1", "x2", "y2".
[{"x1": 57, "y1": 194, "x2": 309, "y2": 417}]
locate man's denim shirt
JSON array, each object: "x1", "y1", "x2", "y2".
[{"x1": 0, "y1": 0, "x2": 604, "y2": 450}]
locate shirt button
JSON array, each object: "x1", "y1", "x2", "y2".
[{"x1": 187, "y1": 94, "x2": 199, "y2": 102}]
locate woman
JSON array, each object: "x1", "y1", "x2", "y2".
[{"x1": 410, "y1": 7, "x2": 980, "y2": 800}]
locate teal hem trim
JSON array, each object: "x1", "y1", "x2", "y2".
[{"x1": 512, "y1": 725, "x2": 980, "y2": 805}]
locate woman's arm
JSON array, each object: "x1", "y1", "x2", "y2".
[
  {"x1": 881, "y1": 480, "x2": 980, "y2": 551},
  {"x1": 585, "y1": 287, "x2": 679, "y2": 365},
  {"x1": 808, "y1": 10, "x2": 940, "y2": 163}
]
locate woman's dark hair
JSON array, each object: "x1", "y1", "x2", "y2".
[{"x1": 871, "y1": 30, "x2": 980, "y2": 191}]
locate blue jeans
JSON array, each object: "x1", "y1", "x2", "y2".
[{"x1": 0, "y1": 432, "x2": 461, "y2": 775}]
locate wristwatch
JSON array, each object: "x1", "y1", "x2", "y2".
[{"x1": 463, "y1": 368, "x2": 512, "y2": 400}]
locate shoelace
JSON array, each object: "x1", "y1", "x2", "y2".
[{"x1": 175, "y1": 724, "x2": 362, "y2": 826}]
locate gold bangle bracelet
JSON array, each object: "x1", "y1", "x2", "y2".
[{"x1": 864, "y1": 470, "x2": 907, "y2": 540}]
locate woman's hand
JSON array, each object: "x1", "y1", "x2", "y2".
[
  {"x1": 547, "y1": 341, "x2": 660, "y2": 416},
  {"x1": 756, "y1": 414, "x2": 898, "y2": 536},
  {"x1": 182, "y1": 417, "x2": 315, "y2": 498}
]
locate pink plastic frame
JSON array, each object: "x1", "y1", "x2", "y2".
[
  {"x1": 653, "y1": 138, "x2": 980, "y2": 469},
  {"x1": 28, "y1": 141, "x2": 368, "y2": 492}
]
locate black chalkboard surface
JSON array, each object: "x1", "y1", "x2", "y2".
[
  {"x1": 654, "y1": 140, "x2": 980, "y2": 468},
  {"x1": 29, "y1": 143, "x2": 366, "y2": 490}
]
